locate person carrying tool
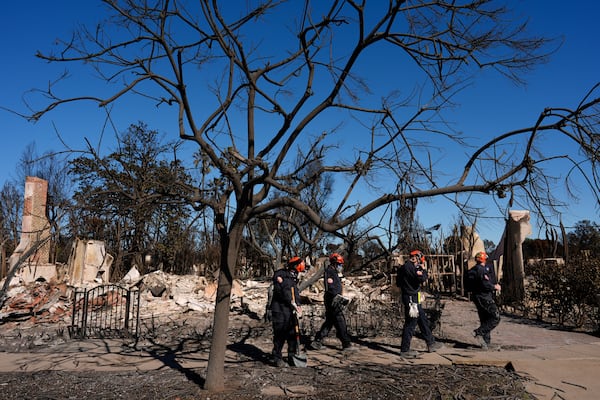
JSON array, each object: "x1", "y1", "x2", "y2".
[
  {"x1": 469, "y1": 251, "x2": 501, "y2": 350},
  {"x1": 271, "y1": 256, "x2": 305, "y2": 367},
  {"x1": 396, "y1": 250, "x2": 443, "y2": 358},
  {"x1": 309, "y1": 253, "x2": 355, "y2": 351}
]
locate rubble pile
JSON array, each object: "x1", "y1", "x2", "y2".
[
  {"x1": 0, "y1": 282, "x2": 70, "y2": 324},
  {"x1": 0, "y1": 267, "x2": 397, "y2": 346}
]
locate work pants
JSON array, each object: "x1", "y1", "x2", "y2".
[
  {"x1": 271, "y1": 310, "x2": 297, "y2": 359},
  {"x1": 400, "y1": 294, "x2": 434, "y2": 352},
  {"x1": 473, "y1": 293, "x2": 501, "y2": 344}
]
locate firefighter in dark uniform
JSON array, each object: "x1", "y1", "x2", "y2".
[
  {"x1": 310, "y1": 253, "x2": 354, "y2": 351},
  {"x1": 271, "y1": 256, "x2": 305, "y2": 367},
  {"x1": 397, "y1": 250, "x2": 442, "y2": 358},
  {"x1": 470, "y1": 251, "x2": 501, "y2": 349}
]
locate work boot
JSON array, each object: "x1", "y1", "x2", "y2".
[
  {"x1": 474, "y1": 332, "x2": 488, "y2": 350},
  {"x1": 400, "y1": 350, "x2": 419, "y2": 359},
  {"x1": 342, "y1": 343, "x2": 358, "y2": 352},
  {"x1": 309, "y1": 340, "x2": 323, "y2": 350},
  {"x1": 487, "y1": 343, "x2": 501, "y2": 351},
  {"x1": 274, "y1": 357, "x2": 288, "y2": 368},
  {"x1": 427, "y1": 341, "x2": 443, "y2": 353}
]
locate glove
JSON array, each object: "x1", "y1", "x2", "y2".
[
  {"x1": 408, "y1": 302, "x2": 419, "y2": 318},
  {"x1": 292, "y1": 303, "x2": 302, "y2": 318}
]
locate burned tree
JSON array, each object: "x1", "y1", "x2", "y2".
[
  {"x1": 68, "y1": 122, "x2": 199, "y2": 278},
  {"x1": 15, "y1": 0, "x2": 600, "y2": 392}
]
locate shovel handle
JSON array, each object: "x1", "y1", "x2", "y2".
[
  {"x1": 289, "y1": 286, "x2": 308, "y2": 367},
  {"x1": 290, "y1": 288, "x2": 303, "y2": 352}
]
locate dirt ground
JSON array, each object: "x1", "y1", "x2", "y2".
[
  {"x1": 0, "y1": 298, "x2": 536, "y2": 399},
  {"x1": 0, "y1": 364, "x2": 530, "y2": 400}
]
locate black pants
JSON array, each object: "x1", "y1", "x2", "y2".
[
  {"x1": 271, "y1": 311, "x2": 297, "y2": 359},
  {"x1": 400, "y1": 294, "x2": 434, "y2": 352},
  {"x1": 472, "y1": 293, "x2": 501, "y2": 344},
  {"x1": 315, "y1": 302, "x2": 351, "y2": 347}
]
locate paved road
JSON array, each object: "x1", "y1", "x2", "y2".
[{"x1": 435, "y1": 299, "x2": 600, "y2": 400}]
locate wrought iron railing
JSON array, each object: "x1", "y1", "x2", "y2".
[{"x1": 69, "y1": 284, "x2": 140, "y2": 339}]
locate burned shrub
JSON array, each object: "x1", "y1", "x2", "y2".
[{"x1": 525, "y1": 259, "x2": 600, "y2": 331}]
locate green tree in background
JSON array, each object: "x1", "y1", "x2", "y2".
[
  {"x1": 69, "y1": 122, "x2": 199, "y2": 278},
  {"x1": 567, "y1": 220, "x2": 600, "y2": 258}
]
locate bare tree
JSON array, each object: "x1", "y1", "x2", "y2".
[
  {"x1": 16, "y1": 144, "x2": 72, "y2": 263},
  {"x1": 0, "y1": 182, "x2": 23, "y2": 278},
  {"x1": 250, "y1": 152, "x2": 336, "y2": 267},
  {"x1": 15, "y1": 0, "x2": 600, "y2": 391}
]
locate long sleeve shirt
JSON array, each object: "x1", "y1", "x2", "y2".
[
  {"x1": 396, "y1": 260, "x2": 428, "y2": 296},
  {"x1": 271, "y1": 268, "x2": 300, "y2": 314},
  {"x1": 471, "y1": 263, "x2": 498, "y2": 294}
]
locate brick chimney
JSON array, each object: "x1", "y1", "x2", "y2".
[{"x1": 9, "y1": 176, "x2": 51, "y2": 267}]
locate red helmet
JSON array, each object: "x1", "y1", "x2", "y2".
[
  {"x1": 475, "y1": 251, "x2": 488, "y2": 262},
  {"x1": 329, "y1": 253, "x2": 344, "y2": 265},
  {"x1": 288, "y1": 256, "x2": 306, "y2": 272}
]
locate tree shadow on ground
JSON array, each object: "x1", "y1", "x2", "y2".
[
  {"x1": 353, "y1": 337, "x2": 405, "y2": 357},
  {"x1": 227, "y1": 342, "x2": 272, "y2": 364},
  {"x1": 144, "y1": 339, "x2": 206, "y2": 388},
  {"x1": 226, "y1": 329, "x2": 273, "y2": 366},
  {"x1": 149, "y1": 348, "x2": 206, "y2": 386}
]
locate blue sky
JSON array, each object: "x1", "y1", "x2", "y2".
[{"x1": 1, "y1": 1, "x2": 599, "y2": 245}]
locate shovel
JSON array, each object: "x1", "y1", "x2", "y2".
[{"x1": 290, "y1": 289, "x2": 308, "y2": 367}]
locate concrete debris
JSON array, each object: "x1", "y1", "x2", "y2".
[
  {"x1": 0, "y1": 270, "x2": 388, "y2": 329},
  {"x1": 121, "y1": 265, "x2": 141, "y2": 284},
  {"x1": 8, "y1": 239, "x2": 114, "y2": 288},
  {"x1": 67, "y1": 238, "x2": 113, "y2": 285}
]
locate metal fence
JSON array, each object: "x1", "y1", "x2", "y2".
[
  {"x1": 300, "y1": 295, "x2": 443, "y2": 339},
  {"x1": 69, "y1": 284, "x2": 140, "y2": 339}
]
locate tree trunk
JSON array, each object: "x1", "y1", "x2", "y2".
[
  {"x1": 204, "y1": 224, "x2": 243, "y2": 392},
  {"x1": 0, "y1": 242, "x2": 6, "y2": 280}
]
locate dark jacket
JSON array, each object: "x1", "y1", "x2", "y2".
[
  {"x1": 323, "y1": 265, "x2": 342, "y2": 301},
  {"x1": 470, "y1": 263, "x2": 497, "y2": 295},
  {"x1": 396, "y1": 260, "x2": 428, "y2": 296},
  {"x1": 271, "y1": 268, "x2": 300, "y2": 314}
]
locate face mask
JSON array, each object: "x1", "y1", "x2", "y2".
[{"x1": 336, "y1": 264, "x2": 343, "y2": 274}]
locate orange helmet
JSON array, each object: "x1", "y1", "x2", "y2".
[
  {"x1": 288, "y1": 256, "x2": 306, "y2": 272},
  {"x1": 329, "y1": 253, "x2": 344, "y2": 265},
  {"x1": 410, "y1": 250, "x2": 425, "y2": 262},
  {"x1": 474, "y1": 251, "x2": 488, "y2": 262}
]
